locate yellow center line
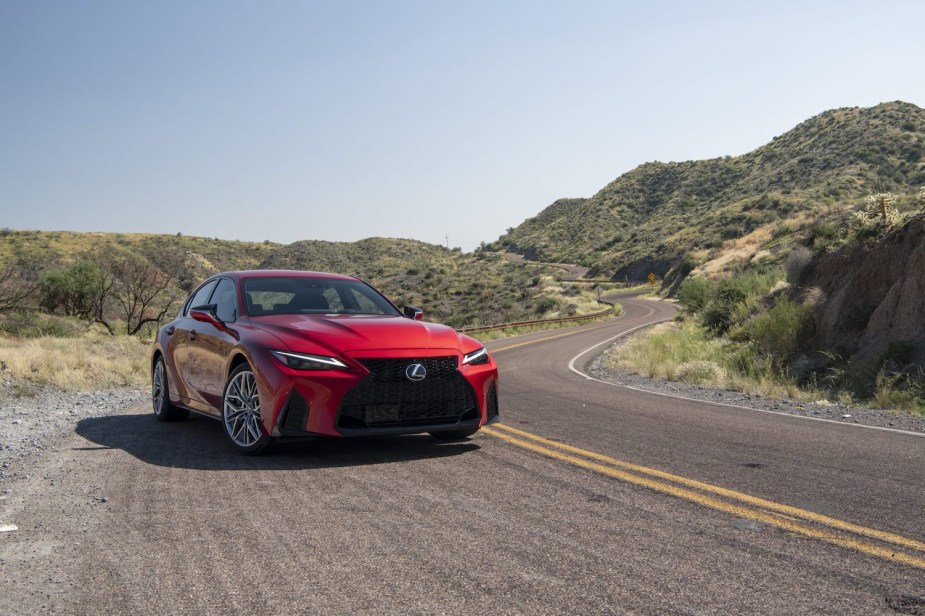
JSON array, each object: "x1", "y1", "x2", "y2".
[
  {"x1": 492, "y1": 423, "x2": 925, "y2": 553},
  {"x1": 490, "y1": 303, "x2": 657, "y2": 354},
  {"x1": 483, "y1": 425, "x2": 925, "y2": 570}
]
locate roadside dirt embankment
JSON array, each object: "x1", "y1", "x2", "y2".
[{"x1": 800, "y1": 214, "x2": 925, "y2": 367}]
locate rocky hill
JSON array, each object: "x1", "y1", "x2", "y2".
[{"x1": 489, "y1": 101, "x2": 925, "y2": 281}]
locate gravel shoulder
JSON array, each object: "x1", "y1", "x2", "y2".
[
  {"x1": 0, "y1": 388, "x2": 147, "y2": 485},
  {"x1": 587, "y1": 338, "x2": 925, "y2": 435}
]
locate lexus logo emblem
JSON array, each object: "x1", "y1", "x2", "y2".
[{"x1": 405, "y1": 363, "x2": 427, "y2": 382}]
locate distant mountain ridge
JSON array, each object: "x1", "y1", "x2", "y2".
[{"x1": 488, "y1": 101, "x2": 925, "y2": 280}]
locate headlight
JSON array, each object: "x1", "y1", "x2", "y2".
[
  {"x1": 462, "y1": 347, "x2": 489, "y2": 365},
  {"x1": 270, "y1": 350, "x2": 348, "y2": 371}
]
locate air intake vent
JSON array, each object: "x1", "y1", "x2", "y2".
[
  {"x1": 486, "y1": 382, "x2": 499, "y2": 420},
  {"x1": 282, "y1": 390, "x2": 310, "y2": 433}
]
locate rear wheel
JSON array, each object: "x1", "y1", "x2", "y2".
[
  {"x1": 152, "y1": 357, "x2": 189, "y2": 422},
  {"x1": 429, "y1": 428, "x2": 479, "y2": 441},
  {"x1": 222, "y1": 363, "x2": 273, "y2": 454}
]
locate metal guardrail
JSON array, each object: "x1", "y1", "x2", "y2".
[{"x1": 459, "y1": 302, "x2": 616, "y2": 334}]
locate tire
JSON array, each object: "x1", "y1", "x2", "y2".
[
  {"x1": 429, "y1": 428, "x2": 479, "y2": 441},
  {"x1": 152, "y1": 357, "x2": 189, "y2": 422},
  {"x1": 222, "y1": 363, "x2": 273, "y2": 454}
]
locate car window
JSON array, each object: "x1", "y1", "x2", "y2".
[
  {"x1": 348, "y1": 288, "x2": 382, "y2": 314},
  {"x1": 211, "y1": 278, "x2": 238, "y2": 323},
  {"x1": 242, "y1": 277, "x2": 399, "y2": 316},
  {"x1": 184, "y1": 280, "x2": 219, "y2": 316},
  {"x1": 323, "y1": 287, "x2": 345, "y2": 312}
]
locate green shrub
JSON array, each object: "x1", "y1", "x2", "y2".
[
  {"x1": 677, "y1": 277, "x2": 712, "y2": 312},
  {"x1": 739, "y1": 298, "x2": 812, "y2": 359},
  {"x1": 534, "y1": 297, "x2": 559, "y2": 315}
]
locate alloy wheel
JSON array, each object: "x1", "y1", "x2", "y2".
[
  {"x1": 223, "y1": 369, "x2": 264, "y2": 448},
  {"x1": 152, "y1": 360, "x2": 165, "y2": 415}
]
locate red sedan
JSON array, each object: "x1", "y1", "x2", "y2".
[{"x1": 151, "y1": 270, "x2": 499, "y2": 453}]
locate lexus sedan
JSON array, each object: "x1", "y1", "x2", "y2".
[{"x1": 151, "y1": 270, "x2": 499, "y2": 453}]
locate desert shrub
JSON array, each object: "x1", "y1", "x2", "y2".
[
  {"x1": 701, "y1": 278, "x2": 750, "y2": 333},
  {"x1": 739, "y1": 298, "x2": 813, "y2": 359},
  {"x1": 675, "y1": 360, "x2": 724, "y2": 384},
  {"x1": 785, "y1": 246, "x2": 813, "y2": 283},
  {"x1": 0, "y1": 312, "x2": 88, "y2": 338},
  {"x1": 534, "y1": 297, "x2": 559, "y2": 315},
  {"x1": 677, "y1": 277, "x2": 712, "y2": 312},
  {"x1": 800, "y1": 286, "x2": 826, "y2": 307},
  {"x1": 38, "y1": 261, "x2": 103, "y2": 316}
]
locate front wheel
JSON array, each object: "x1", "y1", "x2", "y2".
[
  {"x1": 152, "y1": 357, "x2": 189, "y2": 422},
  {"x1": 429, "y1": 428, "x2": 479, "y2": 441},
  {"x1": 222, "y1": 363, "x2": 273, "y2": 454}
]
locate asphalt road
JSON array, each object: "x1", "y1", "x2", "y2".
[{"x1": 2, "y1": 295, "x2": 923, "y2": 615}]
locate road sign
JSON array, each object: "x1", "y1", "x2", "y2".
[{"x1": 648, "y1": 273, "x2": 656, "y2": 286}]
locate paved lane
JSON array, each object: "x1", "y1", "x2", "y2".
[{"x1": 1, "y1": 294, "x2": 922, "y2": 615}]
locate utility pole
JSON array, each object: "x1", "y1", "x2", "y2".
[{"x1": 445, "y1": 235, "x2": 449, "y2": 249}]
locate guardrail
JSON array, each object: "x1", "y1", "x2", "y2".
[{"x1": 459, "y1": 302, "x2": 616, "y2": 335}]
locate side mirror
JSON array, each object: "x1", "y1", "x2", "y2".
[
  {"x1": 190, "y1": 304, "x2": 222, "y2": 327},
  {"x1": 402, "y1": 305, "x2": 424, "y2": 321}
]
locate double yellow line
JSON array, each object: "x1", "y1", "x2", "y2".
[{"x1": 484, "y1": 423, "x2": 925, "y2": 570}]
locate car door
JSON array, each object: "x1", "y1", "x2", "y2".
[
  {"x1": 185, "y1": 277, "x2": 240, "y2": 412},
  {"x1": 170, "y1": 279, "x2": 218, "y2": 408}
]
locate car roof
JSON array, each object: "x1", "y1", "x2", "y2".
[{"x1": 213, "y1": 270, "x2": 359, "y2": 282}]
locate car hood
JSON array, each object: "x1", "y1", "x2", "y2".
[{"x1": 251, "y1": 314, "x2": 463, "y2": 354}]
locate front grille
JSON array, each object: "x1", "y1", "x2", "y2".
[
  {"x1": 360, "y1": 356, "x2": 461, "y2": 382},
  {"x1": 338, "y1": 357, "x2": 478, "y2": 429}
]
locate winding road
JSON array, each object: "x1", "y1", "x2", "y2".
[{"x1": 1, "y1": 295, "x2": 923, "y2": 614}]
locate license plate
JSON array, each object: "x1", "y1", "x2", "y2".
[{"x1": 365, "y1": 404, "x2": 401, "y2": 422}]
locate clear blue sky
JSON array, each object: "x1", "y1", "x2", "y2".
[{"x1": 2, "y1": 1, "x2": 924, "y2": 251}]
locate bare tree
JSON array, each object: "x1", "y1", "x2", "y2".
[
  {"x1": 87, "y1": 260, "x2": 116, "y2": 335},
  {"x1": 112, "y1": 257, "x2": 179, "y2": 336},
  {"x1": 0, "y1": 265, "x2": 38, "y2": 313}
]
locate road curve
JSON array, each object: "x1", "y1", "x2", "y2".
[{"x1": 1, "y1": 295, "x2": 923, "y2": 615}]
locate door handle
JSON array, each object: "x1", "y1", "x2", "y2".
[
  {"x1": 166, "y1": 326, "x2": 175, "y2": 335},
  {"x1": 189, "y1": 330, "x2": 198, "y2": 341}
]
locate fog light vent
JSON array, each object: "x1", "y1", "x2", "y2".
[
  {"x1": 487, "y1": 382, "x2": 499, "y2": 420},
  {"x1": 283, "y1": 390, "x2": 310, "y2": 432}
]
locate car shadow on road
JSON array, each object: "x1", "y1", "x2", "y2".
[{"x1": 75, "y1": 413, "x2": 480, "y2": 471}]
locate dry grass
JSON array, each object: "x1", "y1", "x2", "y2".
[
  {"x1": 691, "y1": 224, "x2": 778, "y2": 278},
  {"x1": 605, "y1": 320, "x2": 828, "y2": 403},
  {"x1": 0, "y1": 334, "x2": 149, "y2": 396}
]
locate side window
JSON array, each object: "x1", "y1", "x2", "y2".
[
  {"x1": 211, "y1": 278, "x2": 238, "y2": 323},
  {"x1": 184, "y1": 280, "x2": 218, "y2": 316}
]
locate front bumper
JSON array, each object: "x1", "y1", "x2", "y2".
[{"x1": 255, "y1": 348, "x2": 499, "y2": 438}]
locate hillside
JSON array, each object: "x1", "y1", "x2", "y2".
[
  {"x1": 0, "y1": 231, "x2": 598, "y2": 331},
  {"x1": 0, "y1": 230, "x2": 281, "y2": 292},
  {"x1": 488, "y1": 101, "x2": 925, "y2": 281},
  {"x1": 256, "y1": 237, "x2": 582, "y2": 326}
]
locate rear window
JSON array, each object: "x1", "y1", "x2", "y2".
[{"x1": 242, "y1": 277, "x2": 400, "y2": 317}]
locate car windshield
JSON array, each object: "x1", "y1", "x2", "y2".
[{"x1": 241, "y1": 276, "x2": 401, "y2": 317}]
